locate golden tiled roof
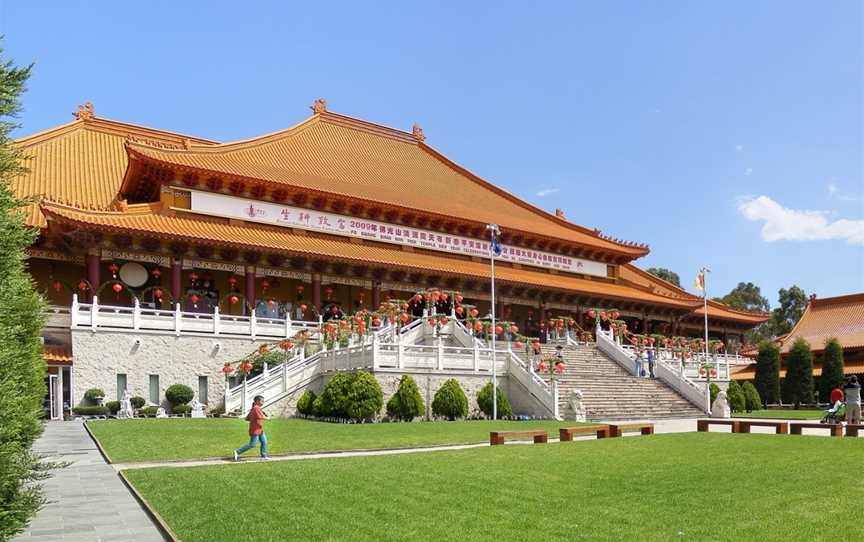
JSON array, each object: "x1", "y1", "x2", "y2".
[
  {"x1": 126, "y1": 111, "x2": 647, "y2": 257},
  {"x1": 730, "y1": 360, "x2": 864, "y2": 380},
  {"x1": 41, "y1": 202, "x2": 694, "y2": 309},
  {"x1": 43, "y1": 345, "x2": 72, "y2": 365},
  {"x1": 12, "y1": 116, "x2": 215, "y2": 227},
  {"x1": 779, "y1": 293, "x2": 864, "y2": 354}
]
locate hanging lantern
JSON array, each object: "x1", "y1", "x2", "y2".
[
  {"x1": 537, "y1": 360, "x2": 549, "y2": 372},
  {"x1": 325, "y1": 287, "x2": 334, "y2": 298},
  {"x1": 515, "y1": 341, "x2": 525, "y2": 350},
  {"x1": 258, "y1": 345, "x2": 270, "y2": 355},
  {"x1": 455, "y1": 306, "x2": 464, "y2": 315},
  {"x1": 427, "y1": 318, "x2": 436, "y2": 327},
  {"x1": 78, "y1": 280, "x2": 88, "y2": 291},
  {"x1": 610, "y1": 310, "x2": 620, "y2": 320},
  {"x1": 531, "y1": 341, "x2": 541, "y2": 350},
  {"x1": 296, "y1": 284, "x2": 305, "y2": 293},
  {"x1": 473, "y1": 321, "x2": 483, "y2": 332},
  {"x1": 222, "y1": 363, "x2": 234, "y2": 375},
  {"x1": 440, "y1": 316, "x2": 449, "y2": 325},
  {"x1": 190, "y1": 294, "x2": 200, "y2": 305},
  {"x1": 587, "y1": 309, "x2": 596, "y2": 319},
  {"x1": 400, "y1": 313, "x2": 410, "y2": 323},
  {"x1": 709, "y1": 368, "x2": 718, "y2": 378},
  {"x1": 261, "y1": 279, "x2": 270, "y2": 291},
  {"x1": 441, "y1": 293, "x2": 448, "y2": 301},
  {"x1": 280, "y1": 340, "x2": 295, "y2": 350},
  {"x1": 267, "y1": 298, "x2": 276, "y2": 308},
  {"x1": 229, "y1": 295, "x2": 240, "y2": 305},
  {"x1": 151, "y1": 268, "x2": 162, "y2": 279},
  {"x1": 469, "y1": 308, "x2": 479, "y2": 318},
  {"x1": 600, "y1": 311, "x2": 608, "y2": 320},
  {"x1": 554, "y1": 362, "x2": 565, "y2": 374},
  {"x1": 299, "y1": 303, "x2": 307, "y2": 312},
  {"x1": 510, "y1": 324, "x2": 519, "y2": 334},
  {"x1": 401, "y1": 303, "x2": 409, "y2": 310},
  {"x1": 455, "y1": 294, "x2": 463, "y2": 303},
  {"x1": 52, "y1": 280, "x2": 62, "y2": 293},
  {"x1": 190, "y1": 272, "x2": 199, "y2": 282},
  {"x1": 239, "y1": 361, "x2": 254, "y2": 374},
  {"x1": 227, "y1": 275, "x2": 238, "y2": 287},
  {"x1": 108, "y1": 263, "x2": 119, "y2": 277},
  {"x1": 372, "y1": 317, "x2": 382, "y2": 327},
  {"x1": 413, "y1": 294, "x2": 422, "y2": 302},
  {"x1": 153, "y1": 288, "x2": 163, "y2": 299},
  {"x1": 495, "y1": 325, "x2": 504, "y2": 335},
  {"x1": 112, "y1": 283, "x2": 123, "y2": 294}
]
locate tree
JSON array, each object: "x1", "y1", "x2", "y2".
[
  {"x1": 0, "y1": 44, "x2": 48, "y2": 541},
  {"x1": 646, "y1": 267, "x2": 680, "y2": 287},
  {"x1": 742, "y1": 382, "x2": 762, "y2": 412},
  {"x1": 726, "y1": 381, "x2": 746, "y2": 413},
  {"x1": 768, "y1": 286, "x2": 808, "y2": 337},
  {"x1": 754, "y1": 341, "x2": 781, "y2": 406},
  {"x1": 386, "y1": 375, "x2": 424, "y2": 421},
  {"x1": 784, "y1": 338, "x2": 814, "y2": 409},
  {"x1": 431, "y1": 379, "x2": 469, "y2": 420},
  {"x1": 717, "y1": 282, "x2": 770, "y2": 313},
  {"x1": 819, "y1": 338, "x2": 844, "y2": 403},
  {"x1": 476, "y1": 383, "x2": 512, "y2": 418}
]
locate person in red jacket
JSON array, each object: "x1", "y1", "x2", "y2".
[
  {"x1": 830, "y1": 386, "x2": 844, "y2": 406},
  {"x1": 233, "y1": 395, "x2": 268, "y2": 461}
]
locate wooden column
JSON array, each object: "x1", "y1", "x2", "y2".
[
  {"x1": 372, "y1": 281, "x2": 381, "y2": 308},
  {"x1": 86, "y1": 251, "x2": 100, "y2": 300},
  {"x1": 171, "y1": 258, "x2": 183, "y2": 302},
  {"x1": 312, "y1": 273, "x2": 322, "y2": 314},
  {"x1": 245, "y1": 266, "x2": 256, "y2": 315}
]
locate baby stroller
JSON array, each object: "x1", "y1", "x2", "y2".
[{"x1": 821, "y1": 401, "x2": 845, "y2": 424}]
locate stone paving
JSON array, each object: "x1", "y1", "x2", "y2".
[{"x1": 12, "y1": 421, "x2": 166, "y2": 542}]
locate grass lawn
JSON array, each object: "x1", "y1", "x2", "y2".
[
  {"x1": 88, "y1": 418, "x2": 583, "y2": 463},
  {"x1": 124, "y1": 433, "x2": 864, "y2": 542},
  {"x1": 733, "y1": 409, "x2": 824, "y2": 420}
]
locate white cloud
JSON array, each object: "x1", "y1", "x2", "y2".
[
  {"x1": 737, "y1": 195, "x2": 864, "y2": 246},
  {"x1": 535, "y1": 188, "x2": 560, "y2": 197},
  {"x1": 735, "y1": 144, "x2": 744, "y2": 152},
  {"x1": 744, "y1": 168, "x2": 753, "y2": 176}
]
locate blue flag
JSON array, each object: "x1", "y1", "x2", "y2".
[{"x1": 490, "y1": 233, "x2": 502, "y2": 257}]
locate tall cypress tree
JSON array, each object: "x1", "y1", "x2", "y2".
[
  {"x1": 754, "y1": 340, "x2": 781, "y2": 406},
  {"x1": 784, "y1": 338, "x2": 814, "y2": 409},
  {"x1": 0, "y1": 44, "x2": 48, "y2": 541},
  {"x1": 820, "y1": 338, "x2": 845, "y2": 402}
]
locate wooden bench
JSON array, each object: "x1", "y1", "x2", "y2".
[
  {"x1": 607, "y1": 423, "x2": 654, "y2": 438},
  {"x1": 737, "y1": 420, "x2": 788, "y2": 434},
  {"x1": 789, "y1": 422, "x2": 843, "y2": 437},
  {"x1": 559, "y1": 425, "x2": 610, "y2": 441},
  {"x1": 697, "y1": 419, "x2": 741, "y2": 433},
  {"x1": 490, "y1": 430, "x2": 548, "y2": 446},
  {"x1": 844, "y1": 424, "x2": 864, "y2": 437}
]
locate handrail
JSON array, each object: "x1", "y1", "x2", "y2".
[{"x1": 507, "y1": 348, "x2": 560, "y2": 420}]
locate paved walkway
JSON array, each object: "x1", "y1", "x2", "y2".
[{"x1": 13, "y1": 421, "x2": 166, "y2": 542}]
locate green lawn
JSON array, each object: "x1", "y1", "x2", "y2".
[
  {"x1": 124, "y1": 433, "x2": 864, "y2": 542},
  {"x1": 733, "y1": 409, "x2": 824, "y2": 420},
  {"x1": 88, "y1": 418, "x2": 583, "y2": 463}
]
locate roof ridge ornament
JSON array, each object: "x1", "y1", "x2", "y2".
[
  {"x1": 412, "y1": 123, "x2": 425, "y2": 142},
  {"x1": 311, "y1": 98, "x2": 327, "y2": 114},
  {"x1": 73, "y1": 102, "x2": 95, "y2": 120}
]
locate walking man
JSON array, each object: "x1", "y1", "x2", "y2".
[
  {"x1": 844, "y1": 376, "x2": 861, "y2": 425},
  {"x1": 647, "y1": 346, "x2": 655, "y2": 379},
  {"x1": 233, "y1": 395, "x2": 269, "y2": 461}
]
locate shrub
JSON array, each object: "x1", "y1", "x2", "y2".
[
  {"x1": 130, "y1": 396, "x2": 146, "y2": 409},
  {"x1": 386, "y1": 375, "x2": 425, "y2": 421},
  {"x1": 84, "y1": 388, "x2": 105, "y2": 403},
  {"x1": 476, "y1": 382, "x2": 512, "y2": 418},
  {"x1": 252, "y1": 351, "x2": 286, "y2": 374},
  {"x1": 314, "y1": 373, "x2": 354, "y2": 418},
  {"x1": 784, "y1": 338, "x2": 814, "y2": 408},
  {"x1": 742, "y1": 382, "x2": 761, "y2": 412},
  {"x1": 726, "y1": 381, "x2": 746, "y2": 413},
  {"x1": 820, "y1": 338, "x2": 845, "y2": 402},
  {"x1": 296, "y1": 389, "x2": 316, "y2": 416},
  {"x1": 754, "y1": 341, "x2": 780, "y2": 406},
  {"x1": 432, "y1": 379, "x2": 469, "y2": 420},
  {"x1": 139, "y1": 406, "x2": 159, "y2": 417},
  {"x1": 709, "y1": 383, "x2": 720, "y2": 406},
  {"x1": 71, "y1": 406, "x2": 109, "y2": 416},
  {"x1": 346, "y1": 371, "x2": 383, "y2": 421},
  {"x1": 172, "y1": 404, "x2": 192, "y2": 415},
  {"x1": 105, "y1": 401, "x2": 121, "y2": 414},
  {"x1": 165, "y1": 384, "x2": 194, "y2": 406}
]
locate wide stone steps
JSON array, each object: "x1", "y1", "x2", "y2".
[{"x1": 537, "y1": 344, "x2": 703, "y2": 420}]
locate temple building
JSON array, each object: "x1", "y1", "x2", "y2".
[{"x1": 14, "y1": 100, "x2": 767, "y2": 418}]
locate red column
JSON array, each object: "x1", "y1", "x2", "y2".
[
  {"x1": 372, "y1": 281, "x2": 381, "y2": 308},
  {"x1": 312, "y1": 274, "x2": 322, "y2": 315},
  {"x1": 171, "y1": 259, "x2": 182, "y2": 303},
  {"x1": 245, "y1": 266, "x2": 256, "y2": 315},
  {"x1": 86, "y1": 252, "x2": 100, "y2": 300}
]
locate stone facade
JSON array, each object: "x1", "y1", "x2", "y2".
[{"x1": 71, "y1": 329, "x2": 272, "y2": 409}]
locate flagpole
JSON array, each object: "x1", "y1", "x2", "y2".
[
  {"x1": 702, "y1": 267, "x2": 710, "y2": 365},
  {"x1": 487, "y1": 223, "x2": 500, "y2": 421}
]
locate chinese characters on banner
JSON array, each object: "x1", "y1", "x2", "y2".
[{"x1": 188, "y1": 190, "x2": 609, "y2": 277}]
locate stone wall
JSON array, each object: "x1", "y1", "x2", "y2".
[{"x1": 71, "y1": 329, "x2": 273, "y2": 409}]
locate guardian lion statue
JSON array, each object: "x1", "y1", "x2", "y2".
[
  {"x1": 568, "y1": 389, "x2": 587, "y2": 422},
  {"x1": 711, "y1": 390, "x2": 731, "y2": 418}
]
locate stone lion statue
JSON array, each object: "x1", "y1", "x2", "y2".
[
  {"x1": 711, "y1": 390, "x2": 731, "y2": 418},
  {"x1": 568, "y1": 389, "x2": 587, "y2": 422}
]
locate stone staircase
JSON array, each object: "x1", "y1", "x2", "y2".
[{"x1": 538, "y1": 343, "x2": 704, "y2": 421}]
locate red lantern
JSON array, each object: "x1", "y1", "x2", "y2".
[
  {"x1": 258, "y1": 345, "x2": 270, "y2": 355},
  {"x1": 229, "y1": 295, "x2": 240, "y2": 305},
  {"x1": 372, "y1": 317, "x2": 382, "y2": 327},
  {"x1": 299, "y1": 304, "x2": 307, "y2": 312},
  {"x1": 78, "y1": 280, "x2": 88, "y2": 291},
  {"x1": 554, "y1": 362, "x2": 565, "y2": 374},
  {"x1": 190, "y1": 272, "x2": 199, "y2": 282},
  {"x1": 151, "y1": 268, "x2": 162, "y2": 279},
  {"x1": 515, "y1": 341, "x2": 525, "y2": 350},
  {"x1": 400, "y1": 313, "x2": 410, "y2": 323},
  {"x1": 455, "y1": 306, "x2": 464, "y2": 315},
  {"x1": 190, "y1": 294, "x2": 200, "y2": 305},
  {"x1": 280, "y1": 341, "x2": 295, "y2": 350},
  {"x1": 261, "y1": 279, "x2": 270, "y2": 291},
  {"x1": 610, "y1": 310, "x2": 620, "y2": 320},
  {"x1": 587, "y1": 309, "x2": 596, "y2": 319},
  {"x1": 532, "y1": 341, "x2": 541, "y2": 350},
  {"x1": 267, "y1": 298, "x2": 276, "y2": 308},
  {"x1": 473, "y1": 321, "x2": 483, "y2": 332},
  {"x1": 440, "y1": 317, "x2": 449, "y2": 325},
  {"x1": 108, "y1": 263, "x2": 119, "y2": 277},
  {"x1": 600, "y1": 311, "x2": 608, "y2": 320},
  {"x1": 495, "y1": 325, "x2": 504, "y2": 335},
  {"x1": 401, "y1": 303, "x2": 409, "y2": 310},
  {"x1": 52, "y1": 280, "x2": 62, "y2": 292},
  {"x1": 228, "y1": 275, "x2": 238, "y2": 287},
  {"x1": 510, "y1": 324, "x2": 519, "y2": 334},
  {"x1": 537, "y1": 360, "x2": 549, "y2": 372},
  {"x1": 428, "y1": 318, "x2": 436, "y2": 326},
  {"x1": 153, "y1": 288, "x2": 163, "y2": 299},
  {"x1": 441, "y1": 293, "x2": 448, "y2": 301},
  {"x1": 469, "y1": 308, "x2": 479, "y2": 318},
  {"x1": 112, "y1": 283, "x2": 123, "y2": 294},
  {"x1": 325, "y1": 287, "x2": 334, "y2": 297},
  {"x1": 557, "y1": 320, "x2": 564, "y2": 329},
  {"x1": 239, "y1": 361, "x2": 253, "y2": 373},
  {"x1": 413, "y1": 294, "x2": 422, "y2": 302},
  {"x1": 709, "y1": 368, "x2": 718, "y2": 378},
  {"x1": 431, "y1": 291, "x2": 440, "y2": 301},
  {"x1": 699, "y1": 367, "x2": 707, "y2": 376},
  {"x1": 455, "y1": 295, "x2": 464, "y2": 303},
  {"x1": 296, "y1": 284, "x2": 305, "y2": 293},
  {"x1": 222, "y1": 364, "x2": 234, "y2": 375}
]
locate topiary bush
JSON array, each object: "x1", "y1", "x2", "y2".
[
  {"x1": 726, "y1": 381, "x2": 746, "y2": 413},
  {"x1": 346, "y1": 371, "x2": 383, "y2": 421},
  {"x1": 432, "y1": 379, "x2": 469, "y2": 420},
  {"x1": 172, "y1": 404, "x2": 192, "y2": 415},
  {"x1": 476, "y1": 382, "x2": 512, "y2": 418},
  {"x1": 139, "y1": 406, "x2": 159, "y2": 417},
  {"x1": 84, "y1": 388, "x2": 105, "y2": 404},
  {"x1": 314, "y1": 373, "x2": 354, "y2": 418},
  {"x1": 165, "y1": 384, "x2": 194, "y2": 406},
  {"x1": 296, "y1": 389, "x2": 316, "y2": 416},
  {"x1": 742, "y1": 381, "x2": 762, "y2": 412},
  {"x1": 709, "y1": 383, "x2": 720, "y2": 406},
  {"x1": 105, "y1": 401, "x2": 121, "y2": 414},
  {"x1": 386, "y1": 375, "x2": 425, "y2": 421},
  {"x1": 71, "y1": 406, "x2": 109, "y2": 416},
  {"x1": 130, "y1": 396, "x2": 146, "y2": 409}
]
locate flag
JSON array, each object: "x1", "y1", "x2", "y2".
[
  {"x1": 694, "y1": 271, "x2": 704, "y2": 291},
  {"x1": 489, "y1": 231, "x2": 502, "y2": 258}
]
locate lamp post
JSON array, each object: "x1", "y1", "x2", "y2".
[{"x1": 487, "y1": 223, "x2": 501, "y2": 420}]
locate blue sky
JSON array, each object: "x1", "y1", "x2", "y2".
[{"x1": 3, "y1": 1, "x2": 862, "y2": 306}]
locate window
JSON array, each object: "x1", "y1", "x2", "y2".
[
  {"x1": 198, "y1": 375, "x2": 209, "y2": 404},
  {"x1": 148, "y1": 375, "x2": 159, "y2": 404},
  {"x1": 116, "y1": 373, "x2": 127, "y2": 400}
]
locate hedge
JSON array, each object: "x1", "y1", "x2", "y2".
[
  {"x1": 105, "y1": 401, "x2": 121, "y2": 414},
  {"x1": 296, "y1": 389, "x2": 316, "y2": 416},
  {"x1": 386, "y1": 375, "x2": 425, "y2": 421},
  {"x1": 71, "y1": 406, "x2": 109, "y2": 416},
  {"x1": 742, "y1": 381, "x2": 761, "y2": 412},
  {"x1": 432, "y1": 379, "x2": 469, "y2": 420},
  {"x1": 346, "y1": 371, "x2": 383, "y2": 421},
  {"x1": 130, "y1": 396, "x2": 146, "y2": 409},
  {"x1": 476, "y1": 382, "x2": 512, "y2": 418},
  {"x1": 165, "y1": 384, "x2": 194, "y2": 406},
  {"x1": 83, "y1": 388, "x2": 105, "y2": 403},
  {"x1": 726, "y1": 381, "x2": 746, "y2": 413},
  {"x1": 172, "y1": 404, "x2": 192, "y2": 415}
]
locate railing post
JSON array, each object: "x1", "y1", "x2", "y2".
[
  {"x1": 250, "y1": 311, "x2": 257, "y2": 339},
  {"x1": 372, "y1": 332, "x2": 379, "y2": 370},
  {"x1": 473, "y1": 341, "x2": 480, "y2": 372},
  {"x1": 132, "y1": 298, "x2": 141, "y2": 330},
  {"x1": 241, "y1": 378, "x2": 248, "y2": 414},
  {"x1": 213, "y1": 306, "x2": 221, "y2": 335},
  {"x1": 285, "y1": 314, "x2": 292, "y2": 338},
  {"x1": 437, "y1": 338, "x2": 444, "y2": 371},
  {"x1": 282, "y1": 360, "x2": 288, "y2": 392},
  {"x1": 71, "y1": 293, "x2": 80, "y2": 328},
  {"x1": 223, "y1": 376, "x2": 231, "y2": 410},
  {"x1": 91, "y1": 295, "x2": 99, "y2": 331},
  {"x1": 553, "y1": 380, "x2": 560, "y2": 419},
  {"x1": 174, "y1": 303, "x2": 182, "y2": 336}
]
